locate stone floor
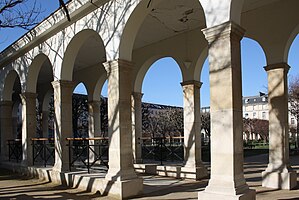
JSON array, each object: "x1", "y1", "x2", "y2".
[{"x1": 0, "y1": 154, "x2": 298, "y2": 200}]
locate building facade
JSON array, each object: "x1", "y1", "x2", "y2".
[{"x1": 1, "y1": 0, "x2": 299, "y2": 199}]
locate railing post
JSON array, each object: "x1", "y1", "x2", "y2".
[
  {"x1": 87, "y1": 139, "x2": 90, "y2": 173},
  {"x1": 160, "y1": 138, "x2": 163, "y2": 165},
  {"x1": 44, "y1": 140, "x2": 47, "y2": 167},
  {"x1": 171, "y1": 137, "x2": 173, "y2": 162},
  {"x1": 32, "y1": 139, "x2": 35, "y2": 166},
  {"x1": 68, "y1": 139, "x2": 71, "y2": 171}
]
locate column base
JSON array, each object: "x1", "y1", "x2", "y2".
[
  {"x1": 262, "y1": 168, "x2": 297, "y2": 189},
  {"x1": 198, "y1": 189, "x2": 256, "y2": 200},
  {"x1": 182, "y1": 165, "x2": 208, "y2": 180},
  {"x1": 103, "y1": 177, "x2": 143, "y2": 199}
]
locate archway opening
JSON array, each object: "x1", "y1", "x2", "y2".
[
  {"x1": 287, "y1": 34, "x2": 299, "y2": 148},
  {"x1": 241, "y1": 37, "x2": 268, "y2": 148},
  {"x1": 1, "y1": 70, "x2": 22, "y2": 162},
  {"x1": 140, "y1": 57, "x2": 184, "y2": 163},
  {"x1": 34, "y1": 56, "x2": 54, "y2": 138},
  {"x1": 72, "y1": 83, "x2": 88, "y2": 138}
]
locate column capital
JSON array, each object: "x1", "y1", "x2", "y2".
[
  {"x1": 264, "y1": 62, "x2": 290, "y2": 72},
  {"x1": 51, "y1": 80, "x2": 75, "y2": 90},
  {"x1": 181, "y1": 80, "x2": 203, "y2": 88},
  {"x1": 103, "y1": 59, "x2": 134, "y2": 74},
  {"x1": 132, "y1": 92, "x2": 144, "y2": 100},
  {"x1": 202, "y1": 21, "x2": 245, "y2": 43}
]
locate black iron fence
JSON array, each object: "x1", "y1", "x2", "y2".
[
  {"x1": 66, "y1": 137, "x2": 109, "y2": 173},
  {"x1": 7, "y1": 139, "x2": 22, "y2": 162},
  {"x1": 140, "y1": 136, "x2": 184, "y2": 165},
  {"x1": 7, "y1": 136, "x2": 185, "y2": 170},
  {"x1": 32, "y1": 138, "x2": 55, "y2": 167}
]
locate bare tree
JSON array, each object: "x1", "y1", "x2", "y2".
[
  {"x1": 0, "y1": 0, "x2": 42, "y2": 29},
  {"x1": 243, "y1": 118, "x2": 269, "y2": 142},
  {"x1": 0, "y1": 0, "x2": 71, "y2": 30},
  {"x1": 201, "y1": 112, "x2": 210, "y2": 137},
  {"x1": 142, "y1": 104, "x2": 183, "y2": 138},
  {"x1": 72, "y1": 93, "x2": 89, "y2": 138},
  {"x1": 252, "y1": 119, "x2": 269, "y2": 142}
]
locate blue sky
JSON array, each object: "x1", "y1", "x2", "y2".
[{"x1": 1, "y1": 1, "x2": 299, "y2": 108}]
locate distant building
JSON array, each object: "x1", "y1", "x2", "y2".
[
  {"x1": 202, "y1": 93, "x2": 297, "y2": 126},
  {"x1": 201, "y1": 93, "x2": 298, "y2": 142},
  {"x1": 242, "y1": 93, "x2": 269, "y2": 120}
]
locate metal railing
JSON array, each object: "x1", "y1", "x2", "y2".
[
  {"x1": 7, "y1": 139, "x2": 22, "y2": 162},
  {"x1": 32, "y1": 138, "x2": 55, "y2": 167},
  {"x1": 66, "y1": 137, "x2": 109, "y2": 173},
  {"x1": 140, "y1": 136, "x2": 184, "y2": 165}
]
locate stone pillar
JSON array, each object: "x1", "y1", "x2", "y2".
[
  {"x1": 42, "y1": 111, "x2": 49, "y2": 137},
  {"x1": 132, "y1": 92, "x2": 143, "y2": 164},
  {"x1": 0, "y1": 101, "x2": 13, "y2": 160},
  {"x1": 88, "y1": 101, "x2": 101, "y2": 138},
  {"x1": 262, "y1": 63, "x2": 297, "y2": 189},
  {"x1": 199, "y1": 21, "x2": 256, "y2": 199},
  {"x1": 103, "y1": 59, "x2": 143, "y2": 199},
  {"x1": 88, "y1": 100, "x2": 101, "y2": 161},
  {"x1": 20, "y1": 92, "x2": 37, "y2": 166},
  {"x1": 12, "y1": 103, "x2": 19, "y2": 138},
  {"x1": 181, "y1": 80, "x2": 207, "y2": 179},
  {"x1": 52, "y1": 80, "x2": 74, "y2": 172}
]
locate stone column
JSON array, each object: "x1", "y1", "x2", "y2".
[
  {"x1": 88, "y1": 101, "x2": 101, "y2": 138},
  {"x1": 52, "y1": 80, "x2": 74, "y2": 172},
  {"x1": 20, "y1": 92, "x2": 37, "y2": 166},
  {"x1": 0, "y1": 101, "x2": 13, "y2": 160},
  {"x1": 88, "y1": 100, "x2": 101, "y2": 161},
  {"x1": 12, "y1": 103, "x2": 19, "y2": 139},
  {"x1": 181, "y1": 80, "x2": 207, "y2": 179},
  {"x1": 42, "y1": 111, "x2": 49, "y2": 137},
  {"x1": 132, "y1": 92, "x2": 143, "y2": 164},
  {"x1": 199, "y1": 21, "x2": 255, "y2": 199},
  {"x1": 103, "y1": 59, "x2": 143, "y2": 199},
  {"x1": 262, "y1": 63, "x2": 297, "y2": 189}
]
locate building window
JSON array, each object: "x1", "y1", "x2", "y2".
[
  {"x1": 253, "y1": 112, "x2": 256, "y2": 118},
  {"x1": 245, "y1": 99, "x2": 249, "y2": 103},
  {"x1": 245, "y1": 113, "x2": 249, "y2": 118},
  {"x1": 262, "y1": 112, "x2": 266, "y2": 119},
  {"x1": 291, "y1": 118, "x2": 295, "y2": 125}
]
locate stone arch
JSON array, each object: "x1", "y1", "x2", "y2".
[
  {"x1": 241, "y1": 36, "x2": 267, "y2": 65},
  {"x1": 2, "y1": 69, "x2": 22, "y2": 101},
  {"x1": 26, "y1": 53, "x2": 53, "y2": 93},
  {"x1": 230, "y1": 0, "x2": 244, "y2": 25},
  {"x1": 284, "y1": 24, "x2": 299, "y2": 63},
  {"x1": 194, "y1": 46, "x2": 208, "y2": 81},
  {"x1": 61, "y1": 29, "x2": 106, "y2": 81},
  {"x1": 134, "y1": 56, "x2": 184, "y2": 93},
  {"x1": 92, "y1": 75, "x2": 107, "y2": 102},
  {"x1": 199, "y1": 0, "x2": 242, "y2": 28},
  {"x1": 119, "y1": 0, "x2": 206, "y2": 61}
]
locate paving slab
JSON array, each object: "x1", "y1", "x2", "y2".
[{"x1": 0, "y1": 154, "x2": 299, "y2": 199}]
